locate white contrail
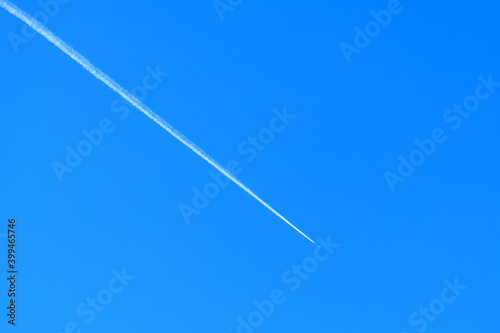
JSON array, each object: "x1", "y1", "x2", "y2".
[{"x1": 0, "y1": 0, "x2": 315, "y2": 244}]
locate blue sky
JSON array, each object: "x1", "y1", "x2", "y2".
[{"x1": 1, "y1": 0, "x2": 500, "y2": 332}]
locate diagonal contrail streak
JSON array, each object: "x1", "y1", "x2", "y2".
[{"x1": 0, "y1": 0, "x2": 316, "y2": 244}]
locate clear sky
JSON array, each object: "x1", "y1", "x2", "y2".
[{"x1": 1, "y1": 0, "x2": 500, "y2": 332}]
